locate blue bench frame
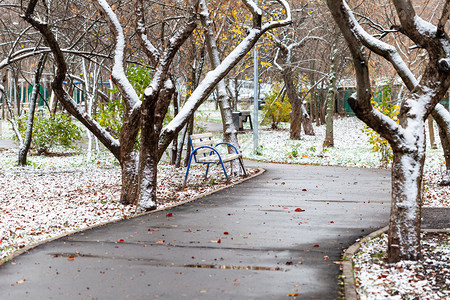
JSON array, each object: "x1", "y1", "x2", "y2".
[{"x1": 183, "y1": 134, "x2": 247, "y2": 188}]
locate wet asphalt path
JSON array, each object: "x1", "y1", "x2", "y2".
[{"x1": 1, "y1": 162, "x2": 394, "y2": 299}]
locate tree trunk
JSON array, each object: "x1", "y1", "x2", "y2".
[
  {"x1": 323, "y1": 49, "x2": 337, "y2": 148},
  {"x1": 119, "y1": 152, "x2": 140, "y2": 205},
  {"x1": 301, "y1": 105, "x2": 315, "y2": 136},
  {"x1": 431, "y1": 104, "x2": 450, "y2": 185},
  {"x1": 388, "y1": 149, "x2": 425, "y2": 262},
  {"x1": 171, "y1": 92, "x2": 179, "y2": 165},
  {"x1": 428, "y1": 116, "x2": 437, "y2": 149},
  {"x1": 18, "y1": 54, "x2": 47, "y2": 166},
  {"x1": 282, "y1": 67, "x2": 302, "y2": 140}
]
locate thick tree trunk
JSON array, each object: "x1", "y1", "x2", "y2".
[
  {"x1": 388, "y1": 149, "x2": 425, "y2": 262},
  {"x1": 282, "y1": 67, "x2": 302, "y2": 140},
  {"x1": 119, "y1": 152, "x2": 140, "y2": 205}
]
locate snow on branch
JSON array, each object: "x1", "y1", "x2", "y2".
[
  {"x1": 135, "y1": 0, "x2": 160, "y2": 65},
  {"x1": 342, "y1": 1, "x2": 418, "y2": 91},
  {"x1": 95, "y1": 0, "x2": 140, "y2": 111}
]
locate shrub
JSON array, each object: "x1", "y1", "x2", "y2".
[
  {"x1": 261, "y1": 83, "x2": 291, "y2": 129},
  {"x1": 16, "y1": 112, "x2": 82, "y2": 154}
]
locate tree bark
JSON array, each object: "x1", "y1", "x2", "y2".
[
  {"x1": 282, "y1": 66, "x2": 302, "y2": 140},
  {"x1": 323, "y1": 46, "x2": 337, "y2": 148},
  {"x1": 388, "y1": 148, "x2": 425, "y2": 262},
  {"x1": 432, "y1": 104, "x2": 450, "y2": 185},
  {"x1": 18, "y1": 54, "x2": 47, "y2": 166}
]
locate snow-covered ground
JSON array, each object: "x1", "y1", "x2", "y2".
[
  {"x1": 0, "y1": 147, "x2": 256, "y2": 262},
  {"x1": 354, "y1": 232, "x2": 449, "y2": 299}
]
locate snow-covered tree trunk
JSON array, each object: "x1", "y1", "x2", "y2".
[
  {"x1": 18, "y1": 54, "x2": 47, "y2": 166},
  {"x1": 323, "y1": 46, "x2": 337, "y2": 148},
  {"x1": 389, "y1": 147, "x2": 425, "y2": 261}
]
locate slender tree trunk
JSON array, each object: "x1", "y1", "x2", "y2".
[
  {"x1": 183, "y1": 117, "x2": 194, "y2": 167},
  {"x1": 18, "y1": 54, "x2": 47, "y2": 166},
  {"x1": 171, "y1": 91, "x2": 179, "y2": 165},
  {"x1": 323, "y1": 47, "x2": 337, "y2": 148},
  {"x1": 175, "y1": 124, "x2": 188, "y2": 168},
  {"x1": 388, "y1": 147, "x2": 425, "y2": 262},
  {"x1": 428, "y1": 116, "x2": 437, "y2": 149},
  {"x1": 432, "y1": 105, "x2": 450, "y2": 185}
]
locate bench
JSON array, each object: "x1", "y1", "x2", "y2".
[{"x1": 183, "y1": 132, "x2": 247, "y2": 188}]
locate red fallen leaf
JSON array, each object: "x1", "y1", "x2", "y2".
[
  {"x1": 281, "y1": 182, "x2": 285, "y2": 185},
  {"x1": 282, "y1": 206, "x2": 288, "y2": 209},
  {"x1": 333, "y1": 261, "x2": 343, "y2": 265},
  {"x1": 97, "y1": 161, "x2": 101, "y2": 165},
  {"x1": 302, "y1": 189, "x2": 307, "y2": 191},
  {"x1": 68, "y1": 255, "x2": 75, "y2": 261},
  {"x1": 286, "y1": 261, "x2": 293, "y2": 265},
  {"x1": 313, "y1": 244, "x2": 319, "y2": 247},
  {"x1": 380, "y1": 274, "x2": 388, "y2": 278},
  {"x1": 330, "y1": 221, "x2": 334, "y2": 223},
  {"x1": 156, "y1": 240, "x2": 164, "y2": 244},
  {"x1": 294, "y1": 208, "x2": 304, "y2": 212},
  {"x1": 323, "y1": 256, "x2": 329, "y2": 260},
  {"x1": 217, "y1": 239, "x2": 221, "y2": 244},
  {"x1": 223, "y1": 232, "x2": 229, "y2": 235},
  {"x1": 117, "y1": 239, "x2": 124, "y2": 243},
  {"x1": 166, "y1": 213, "x2": 173, "y2": 217}
]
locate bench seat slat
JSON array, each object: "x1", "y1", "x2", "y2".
[
  {"x1": 190, "y1": 133, "x2": 213, "y2": 140},
  {"x1": 197, "y1": 153, "x2": 241, "y2": 163},
  {"x1": 192, "y1": 139, "x2": 215, "y2": 148}
]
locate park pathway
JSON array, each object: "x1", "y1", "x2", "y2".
[{"x1": 0, "y1": 162, "x2": 408, "y2": 299}]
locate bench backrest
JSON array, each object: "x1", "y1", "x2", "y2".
[{"x1": 189, "y1": 133, "x2": 217, "y2": 161}]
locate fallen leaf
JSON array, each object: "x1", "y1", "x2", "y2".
[
  {"x1": 313, "y1": 244, "x2": 319, "y2": 247},
  {"x1": 68, "y1": 255, "x2": 75, "y2": 261},
  {"x1": 16, "y1": 279, "x2": 25, "y2": 284},
  {"x1": 217, "y1": 239, "x2": 221, "y2": 244},
  {"x1": 117, "y1": 239, "x2": 124, "y2": 243},
  {"x1": 330, "y1": 221, "x2": 334, "y2": 223},
  {"x1": 166, "y1": 213, "x2": 173, "y2": 217},
  {"x1": 294, "y1": 208, "x2": 304, "y2": 212},
  {"x1": 288, "y1": 293, "x2": 299, "y2": 297},
  {"x1": 302, "y1": 189, "x2": 307, "y2": 191},
  {"x1": 281, "y1": 182, "x2": 285, "y2": 185},
  {"x1": 286, "y1": 261, "x2": 293, "y2": 265},
  {"x1": 156, "y1": 240, "x2": 164, "y2": 244},
  {"x1": 223, "y1": 231, "x2": 229, "y2": 235},
  {"x1": 324, "y1": 256, "x2": 329, "y2": 260}
]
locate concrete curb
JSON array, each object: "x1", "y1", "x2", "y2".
[
  {"x1": 342, "y1": 226, "x2": 450, "y2": 300},
  {"x1": 0, "y1": 167, "x2": 265, "y2": 266}
]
